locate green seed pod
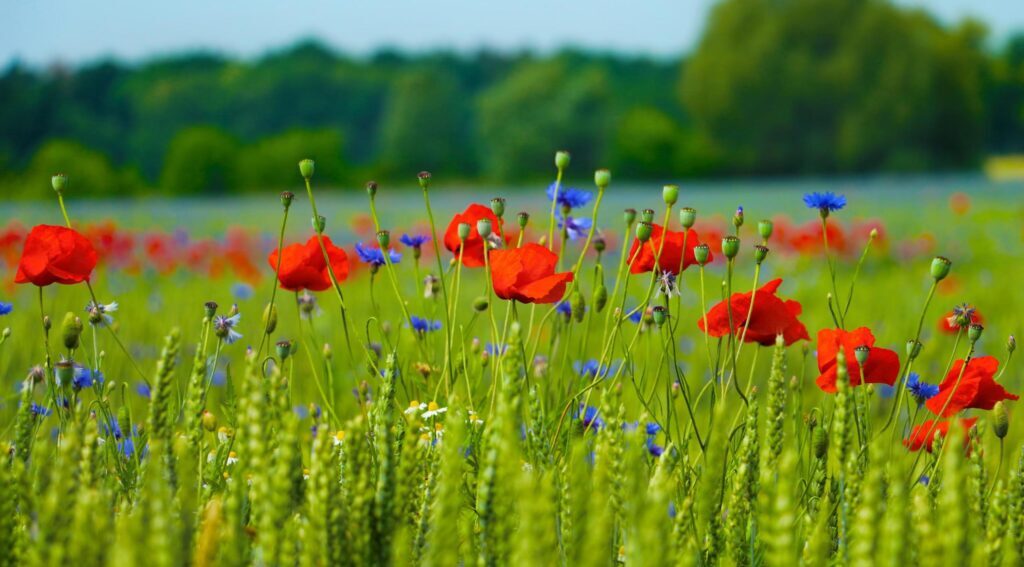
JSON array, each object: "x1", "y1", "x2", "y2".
[
  {"x1": 636, "y1": 222, "x2": 653, "y2": 243},
  {"x1": 204, "y1": 301, "x2": 218, "y2": 319},
  {"x1": 594, "y1": 168, "x2": 611, "y2": 189},
  {"x1": 476, "y1": 218, "x2": 492, "y2": 239},
  {"x1": 640, "y1": 208, "x2": 655, "y2": 223},
  {"x1": 280, "y1": 191, "x2": 294, "y2": 208},
  {"x1": 930, "y1": 256, "x2": 952, "y2": 281},
  {"x1": 490, "y1": 197, "x2": 506, "y2": 219},
  {"x1": 968, "y1": 323, "x2": 984, "y2": 343},
  {"x1": 652, "y1": 306, "x2": 667, "y2": 327},
  {"x1": 51, "y1": 173, "x2": 68, "y2": 194},
  {"x1": 276, "y1": 339, "x2": 292, "y2": 361},
  {"x1": 365, "y1": 180, "x2": 378, "y2": 197},
  {"x1": 854, "y1": 345, "x2": 870, "y2": 366},
  {"x1": 61, "y1": 311, "x2": 83, "y2": 350},
  {"x1": 993, "y1": 401, "x2": 1009, "y2": 439},
  {"x1": 721, "y1": 236, "x2": 740, "y2": 259},
  {"x1": 555, "y1": 150, "x2": 571, "y2": 170},
  {"x1": 623, "y1": 208, "x2": 637, "y2": 225},
  {"x1": 570, "y1": 291, "x2": 585, "y2": 323},
  {"x1": 517, "y1": 211, "x2": 529, "y2": 229},
  {"x1": 679, "y1": 207, "x2": 696, "y2": 229},
  {"x1": 457, "y1": 222, "x2": 471, "y2": 241},
  {"x1": 694, "y1": 243, "x2": 710, "y2": 266},
  {"x1": 263, "y1": 303, "x2": 278, "y2": 334},
  {"x1": 376, "y1": 230, "x2": 391, "y2": 249},
  {"x1": 758, "y1": 219, "x2": 773, "y2": 240},
  {"x1": 593, "y1": 235, "x2": 606, "y2": 253},
  {"x1": 55, "y1": 360, "x2": 74, "y2": 386},
  {"x1": 662, "y1": 184, "x2": 679, "y2": 206},
  {"x1": 298, "y1": 158, "x2": 315, "y2": 179},
  {"x1": 753, "y1": 245, "x2": 769, "y2": 265},
  {"x1": 473, "y1": 296, "x2": 489, "y2": 312},
  {"x1": 594, "y1": 284, "x2": 608, "y2": 313},
  {"x1": 417, "y1": 171, "x2": 431, "y2": 190}
]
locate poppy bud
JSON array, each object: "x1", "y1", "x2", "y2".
[
  {"x1": 62, "y1": 312, "x2": 83, "y2": 350},
  {"x1": 694, "y1": 244, "x2": 710, "y2": 266},
  {"x1": 276, "y1": 339, "x2": 292, "y2": 361},
  {"x1": 458, "y1": 222, "x2": 471, "y2": 241},
  {"x1": 1008, "y1": 335, "x2": 1016, "y2": 354},
  {"x1": 517, "y1": 212, "x2": 529, "y2": 229},
  {"x1": 376, "y1": 230, "x2": 391, "y2": 249},
  {"x1": 204, "y1": 301, "x2": 219, "y2": 319},
  {"x1": 753, "y1": 245, "x2": 769, "y2": 265},
  {"x1": 201, "y1": 410, "x2": 218, "y2": 432},
  {"x1": 593, "y1": 235, "x2": 606, "y2": 253},
  {"x1": 993, "y1": 401, "x2": 1009, "y2": 439},
  {"x1": 854, "y1": 345, "x2": 869, "y2": 366},
  {"x1": 906, "y1": 339, "x2": 922, "y2": 359},
  {"x1": 52, "y1": 173, "x2": 68, "y2": 194},
  {"x1": 593, "y1": 284, "x2": 608, "y2": 313},
  {"x1": 470, "y1": 338, "x2": 481, "y2": 354},
  {"x1": 758, "y1": 219, "x2": 773, "y2": 241},
  {"x1": 968, "y1": 323, "x2": 984, "y2": 343},
  {"x1": 476, "y1": 219, "x2": 492, "y2": 239},
  {"x1": 662, "y1": 184, "x2": 679, "y2": 206},
  {"x1": 732, "y1": 206, "x2": 744, "y2": 229},
  {"x1": 570, "y1": 291, "x2": 585, "y2": 323},
  {"x1": 679, "y1": 207, "x2": 696, "y2": 229},
  {"x1": 641, "y1": 209, "x2": 655, "y2": 223},
  {"x1": 490, "y1": 197, "x2": 506, "y2": 219},
  {"x1": 417, "y1": 171, "x2": 431, "y2": 190},
  {"x1": 366, "y1": 181, "x2": 378, "y2": 197},
  {"x1": 313, "y1": 215, "x2": 326, "y2": 233},
  {"x1": 869, "y1": 228, "x2": 879, "y2": 239},
  {"x1": 55, "y1": 360, "x2": 74, "y2": 386},
  {"x1": 298, "y1": 159, "x2": 315, "y2": 179},
  {"x1": 652, "y1": 306, "x2": 667, "y2": 327},
  {"x1": 262, "y1": 304, "x2": 278, "y2": 334},
  {"x1": 721, "y1": 236, "x2": 740, "y2": 259},
  {"x1": 555, "y1": 150, "x2": 571, "y2": 170},
  {"x1": 473, "y1": 297, "x2": 489, "y2": 312},
  {"x1": 43, "y1": 316, "x2": 51, "y2": 332},
  {"x1": 930, "y1": 256, "x2": 952, "y2": 281},
  {"x1": 323, "y1": 343, "x2": 332, "y2": 360},
  {"x1": 671, "y1": 381, "x2": 681, "y2": 398},
  {"x1": 636, "y1": 222, "x2": 653, "y2": 243},
  {"x1": 280, "y1": 191, "x2": 294, "y2": 209},
  {"x1": 623, "y1": 208, "x2": 637, "y2": 225},
  {"x1": 812, "y1": 425, "x2": 829, "y2": 459},
  {"x1": 594, "y1": 168, "x2": 611, "y2": 189}
]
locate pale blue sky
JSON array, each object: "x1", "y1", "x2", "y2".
[{"x1": 3, "y1": 0, "x2": 1021, "y2": 66}]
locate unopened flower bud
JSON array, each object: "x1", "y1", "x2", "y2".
[
  {"x1": 593, "y1": 284, "x2": 608, "y2": 313},
  {"x1": 322, "y1": 343, "x2": 332, "y2": 360},
  {"x1": 201, "y1": 410, "x2": 218, "y2": 432},
  {"x1": 593, "y1": 235, "x2": 606, "y2": 253},
  {"x1": 312, "y1": 215, "x2": 326, "y2": 233},
  {"x1": 732, "y1": 206, "x2": 744, "y2": 228},
  {"x1": 636, "y1": 222, "x2": 653, "y2": 242},
  {"x1": 721, "y1": 236, "x2": 740, "y2": 259},
  {"x1": 993, "y1": 401, "x2": 1009, "y2": 439},
  {"x1": 490, "y1": 197, "x2": 506, "y2": 219},
  {"x1": 813, "y1": 425, "x2": 829, "y2": 459},
  {"x1": 55, "y1": 360, "x2": 74, "y2": 385},
  {"x1": 366, "y1": 181, "x2": 378, "y2": 197},
  {"x1": 758, "y1": 219, "x2": 773, "y2": 240},
  {"x1": 570, "y1": 291, "x2": 585, "y2": 323},
  {"x1": 624, "y1": 208, "x2": 637, "y2": 225},
  {"x1": 555, "y1": 150, "x2": 571, "y2": 170},
  {"x1": 906, "y1": 339, "x2": 922, "y2": 359},
  {"x1": 594, "y1": 168, "x2": 611, "y2": 189},
  {"x1": 298, "y1": 159, "x2": 315, "y2": 179},
  {"x1": 753, "y1": 245, "x2": 769, "y2": 265},
  {"x1": 679, "y1": 207, "x2": 696, "y2": 229},
  {"x1": 62, "y1": 312, "x2": 83, "y2": 350},
  {"x1": 930, "y1": 256, "x2": 952, "y2": 281},
  {"x1": 43, "y1": 316, "x2": 51, "y2": 332},
  {"x1": 51, "y1": 173, "x2": 68, "y2": 194},
  {"x1": 694, "y1": 244, "x2": 710, "y2": 266},
  {"x1": 473, "y1": 297, "x2": 489, "y2": 312},
  {"x1": 417, "y1": 171, "x2": 431, "y2": 190},
  {"x1": 1008, "y1": 335, "x2": 1016, "y2": 354},
  {"x1": 262, "y1": 304, "x2": 278, "y2": 334},
  {"x1": 662, "y1": 184, "x2": 679, "y2": 206},
  {"x1": 517, "y1": 211, "x2": 529, "y2": 229}
]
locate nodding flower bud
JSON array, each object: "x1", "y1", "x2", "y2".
[
  {"x1": 55, "y1": 360, "x2": 74, "y2": 385},
  {"x1": 694, "y1": 243, "x2": 710, "y2": 266},
  {"x1": 733, "y1": 206, "x2": 744, "y2": 228},
  {"x1": 593, "y1": 284, "x2": 608, "y2": 313},
  {"x1": 753, "y1": 245, "x2": 769, "y2": 265},
  {"x1": 905, "y1": 339, "x2": 922, "y2": 359},
  {"x1": 812, "y1": 424, "x2": 829, "y2": 459},
  {"x1": 204, "y1": 301, "x2": 219, "y2": 319},
  {"x1": 312, "y1": 215, "x2": 326, "y2": 233},
  {"x1": 555, "y1": 150, "x2": 571, "y2": 170},
  {"x1": 473, "y1": 296, "x2": 489, "y2": 312},
  {"x1": 298, "y1": 159, "x2": 315, "y2": 179},
  {"x1": 201, "y1": 410, "x2": 218, "y2": 432},
  {"x1": 968, "y1": 323, "x2": 984, "y2": 343},
  {"x1": 517, "y1": 211, "x2": 529, "y2": 229},
  {"x1": 593, "y1": 235, "x2": 606, "y2": 253},
  {"x1": 366, "y1": 181, "x2": 378, "y2": 197},
  {"x1": 641, "y1": 208, "x2": 655, "y2": 223},
  {"x1": 62, "y1": 312, "x2": 83, "y2": 350},
  {"x1": 570, "y1": 291, "x2": 585, "y2": 323},
  {"x1": 679, "y1": 207, "x2": 696, "y2": 229},
  {"x1": 662, "y1": 184, "x2": 679, "y2": 206},
  {"x1": 636, "y1": 222, "x2": 653, "y2": 242},
  {"x1": 417, "y1": 171, "x2": 431, "y2": 190},
  {"x1": 930, "y1": 256, "x2": 952, "y2": 281},
  {"x1": 376, "y1": 230, "x2": 391, "y2": 249},
  {"x1": 993, "y1": 401, "x2": 1009, "y2": 439},
  {"x1": 1008, "y1": 335, "x2": 1016, "y2": 354},
  {"x1": 280, "y1": 191, "x2": 294, "y2": 209},
  {"x1": 51, "y1": 173, "x2": 68, "y2": 194},
  {"x1": 623, "y1": 208, "x2": 637, "y2": 225},
  {"x1": 854, "y1": 345, "x2": 870, "y2": 366},
  {"x1": 276, "y1": 339, "x2": 292, "y2": 361},
  {"x1": 262, "y1": 304, "x2": 278, "y2": 334},
  {"x1": 476, "y1": 218, "x2": 492, "y2": 239},
  {"x1": 758, "y1": 219, "x2": 773, "y2": 240},
  {"x1": 594, "y1": 168, "x2": 611, "y2": 189},
  {"x1": 869, "y1": 228, "x2": 879, "y2": 239},
  {"x1": 721, "y1": 236, "x2": 740, "y2": 259},
  {"x1": 652, "y1": 306, "x2": 667, "y2": 327},
  {"x1": 490, "y1": 197, "x2": 506, "y2": 219},
  {"x1": 457, "y1": 222, "x2": 471, "y2": 241}
]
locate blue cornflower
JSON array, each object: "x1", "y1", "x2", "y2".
[
  {"x1": 556, "y1": 212, "x2": 592, "y2": 241},
  {"x1": 29, "y1": 402, "x2": 52, "y2": 418},
  {"x1": 410, "y1": 315, "x2": 442, "y2": 333},
  {"x1": 211, "y1": 370, "x2": 227, "y2": 386},
  {"x1": 802, "y1": 192, "x2": 846, "y2": 213},
  {"x1": 645, "y1": 437, "x2": 665, "y2": 457},
  {"x1": 547, "y1": 182, "x2": 592, "y2": 210},
  {"x1": 294, "y1": 405, "x2": 310, "y2": 419},
  {"x1": 573, "y1": 359, "x2": 617, "y2": 378},
  {"x1": 645, "y1": 422, "x2": 661, "y2": 436},
  {"x1": 135, "y1": 382, "x2": 152, "y2": 398},
  {"x1": 906, "y1": 372, "x2": 939, "y2": 405},
  {"x1": 918, "y1": 474, "x2": 930, "y2": 486},
  {"x1": 213, "y1": 313, "x2": 242, "y2": 344},
  {"x1": 231, "y1": 282, "x2": 254, "y2": 300},
  {"x1": 400, "y1": 234, "x2": 431, "y2": 248},
  {"x1": 574, "y1": 404, "x2": 604, "y2": 431},
  {"x1": 556, "y1": 301, "x2": 572, "y2": 318},
  {"x1": 0, "y1": 301, "x2": 12, "y2": 316},
  {"x1": 72, "y1": 365, "x2": 103, "y2": 390},
  {"x1": 103, "y1": 417, "x2": 124, "y2": 439},
  {"x1": 627, "y1": 307, "x2": 643, "y2": 324},
  {"x1": 355, "y1": 242, "x2": 401, "y2": 267},
  {"x1": 485, "y1": 343, "x2": 507, "y2": 356}
]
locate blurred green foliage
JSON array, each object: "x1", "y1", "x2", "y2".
[{"x1": 0, "y1": 0, "x2": 1022, "y2": 197}]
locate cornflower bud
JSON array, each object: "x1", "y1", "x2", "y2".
[
  {"x1": 593, "y1": 235, "x2": 606, "y2": 253},
  {"x1": 623, "y1": 208, "x2": 637, "y2": 225},
  {"x1": 753, "y1": 245, "x2": 769, "y2": 265},
  {"x1": 641, "y1": 208, "x2": 655, "y2": 223},
  {"x1": 280, "y1": 191, "x2": 294, "y2": 209},
  {"x1": 694, "y1": 244, "x2": 710, "y2": 266},
  {"x1": 298, "y1": 159, "x2": 315, "y2": 179},
  {"x1": 555, "y1": 150, "x2": 571, "y2": 170},
  {"x1": 679, "y1": 207, "x2": 696, "y2": 229},
  {"x1": 323, "y1": 343, "x2": 332, "y2": 360},
  {"x1": 476, "y1": 218, "x2": 492, "y2": 239},
  {"x1": 662, "y1": 184, "x2": 679, "y2": 206},
  {"x1": 417, "y1": 171, "x2": 431, "y2": 190},
  {"x1": 733, "y1": 206, "x2": 744, "y2": 229},
  {"x1": 636, "y1": 222, "x2": 653, "y2": 242},
  {"x1": 263, "y1": 304, "x2": 278, "y2": 334},
  {"x1": 517, "y1": 212, "x2": 529, "y2": 229},
  {"x1": 594, "y1": 168, "x2": 611, "y2": 189},
  {"x1": 490, "y1": 197, "x2": 506, "y2": 219},
  {"x1": 758, "y1": 219, "x2": 773, "y2": 241},
  {"x1": 366, "y1": 181, "x2": 378, "y2": 197},
  {"x1": 52, "y1": 173, "x2": 68, "y2": 194},
  {"x1": 722, "y1": 236, "x2": 740, "y2": 259},
  {"x1": 1008, "y1": 335, "x2": 1016, "y2": 354},
  {"x1": 930, "y1": 256, "x2": 952, "y2": 281},
  {"x1": 43, "y1": 316, "x2": 51, "y2": 332}
]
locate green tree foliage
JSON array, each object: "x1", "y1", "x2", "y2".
[
  {"x1": 160, "y1": 126, "x2": 239, "y2": 195},
  {"x1": 21, "y1": 139, "x2": 139, "y2": 199},
  {"x1": 234, "y1": 128, "x2": 347, "y2": 191}
]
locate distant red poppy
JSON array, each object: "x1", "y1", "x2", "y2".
[
  {"x1": 697, "y1": 278, "x2": 809, "y2": 346},
  {"x1": 444, "y1": 204, "x2": 502, "y2": 268},
  {"x1": 903, "y1": 417, "x2": 977, "y2": 452},
  {"x1": 268, "y1": 235, "x2": 350, "y2": 292},
  {"x1": 489, "y1": 243, "x2": 573, "y2": 304},
  {"x1": 937, "y1": 308, "x2": 983, "y2": 335},
  {"x1": 790, "y1": 220, "x2": 848, "y2": 255},
  {"x1": 814, "y1": 327, "x2": 900, "y2": 393},
  {"x1": 925, "y1": 356, "x2": 1018, "y2": 417},
  {"x1": 628, "y1": 224, "x2": 709, "y2": 275},
  {"x1": 15, "y1": 225, "x2": 98, "y2": 286}
]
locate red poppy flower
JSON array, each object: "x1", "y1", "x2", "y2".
[
  {"x1": 268, "y1": 235, "x2": 350, "y2": 292},
  {"x1": 925, "y1": 356, "x2": 1018, "y2": 417},
  {"x1": 628, "y1": 224, "x2": 709, "y2": 274},
  {"x1": 903, "y1": 417, "x2": 977, "y2": 452},
  {"x1": 937, "y1": 308, "x2": 983, "y2": 335},
  {"x1": 444, "y1": 204, "x2": 502, "y2": 268},
  {"x1": 697, "y1": 278, "x2": 809, "y2": 346},
  {"x1": 489, "y1": 243, "x2": 573, "y2": 304},
  {"x1": 15, "y1": 224, "x2": 98, "y2": 286},
  {"x1": 814, "y1": 327, "x2": 900, "y2": 393}
]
